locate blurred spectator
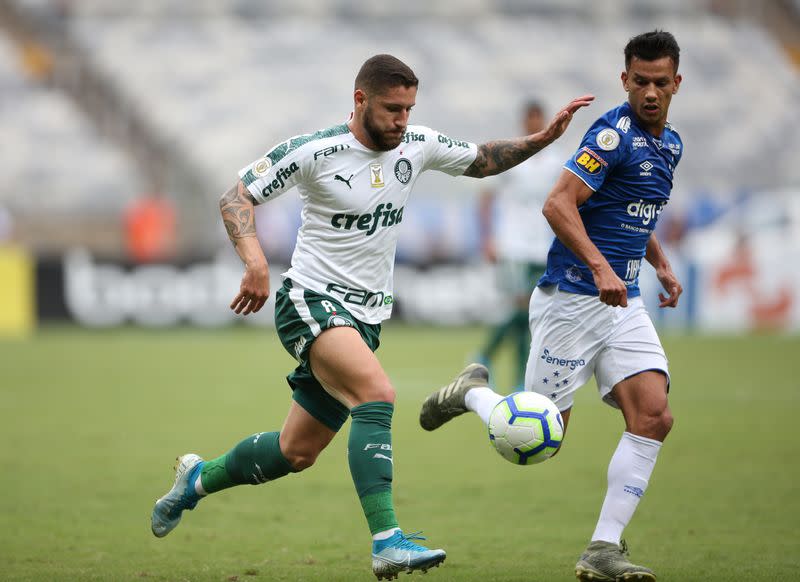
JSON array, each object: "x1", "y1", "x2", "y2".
[
  {"x1": 123, "y1": 190, "x2": 176, "y2": 263},
  {"x1": 18, "y1": 40, "x2": 53, "y2": 84},
  {"x1": 474, "y1": 101, "x2": 562, "y2": 388},
  {"x1": 0, "y1": 205, "x2": 13, "y2": 243}
]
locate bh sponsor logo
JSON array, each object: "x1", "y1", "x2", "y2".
[
  {"x1": 540, "y1": 348, "x2": 586, "y2": 371},
  {"x1": 574, "y1": 147, "x2": 607, "y2": 175}
]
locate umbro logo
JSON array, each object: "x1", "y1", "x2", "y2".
[{"x1": 334, "y1": 173, "x2": 353, "y2": 189}]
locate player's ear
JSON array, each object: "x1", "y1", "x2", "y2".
[
  {"x1": 672, "y1": 74, "x2": 682, "y2": 94},
  {"x1": 620, "y1": 71, "x2": 629, "y2": 92},
  {"x1": 354, "y1": 88, "x2": 367, "y2": 108}
]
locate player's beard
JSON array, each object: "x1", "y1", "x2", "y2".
[{"x1": 363, "y1": 105, "x2": 404, "y2": 151}]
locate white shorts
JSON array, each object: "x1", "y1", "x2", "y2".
[{"x1": 525, "y1": 286, "x2": 669, "y2": 411}]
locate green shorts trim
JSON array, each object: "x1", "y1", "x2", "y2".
[{"x1": 274, "y1": 279, "x2": 382, "y2": 432}]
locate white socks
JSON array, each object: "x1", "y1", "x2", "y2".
[
  {"x1": 464, "y1": 387, "x2": 504, "y2": 425},
  {"x1": 591, "y1": 431, "x2": 662, "y2": 544},
  {"x1": 193, "y1": 473, "x2": 207, "y2": 497}
]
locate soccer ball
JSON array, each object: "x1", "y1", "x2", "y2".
[{"x1": 488, "y1": 392, "x2": 564, "y2": 465}]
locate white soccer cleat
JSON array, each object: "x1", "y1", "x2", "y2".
[{"x1": 151, "y1": 453, "x2": 204, "y2": 538}]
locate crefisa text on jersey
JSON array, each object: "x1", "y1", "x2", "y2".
[
  {"x1": 261, "y1": 162, "x2": 300, "y2": 197},
  {"x1": 330, "y1": 202, "x2": 405, "y2": 235}
]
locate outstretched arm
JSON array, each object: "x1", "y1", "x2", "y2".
[
  {"x1": 645, "y1": 233, "x2": 682, "y2": 308},
  {"x1": 463, "y1": 94, "x2": 594, "y2": 178},
  {"x1": 543, "y1": 170, "x2": 628, "y2": 307},
  {"x1": 220, "y1": 180, "x2": 270, "y2": 315}
]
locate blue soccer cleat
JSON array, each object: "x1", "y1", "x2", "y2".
[
  {"x1": 371, "y1": 530, "x2": 446, "y2": 580},
  {"x1": 151, "y1": 453, "x2": 203, "y2": 538}
]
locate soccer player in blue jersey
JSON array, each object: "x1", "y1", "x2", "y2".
[{"x1": 421, "y1": 31, "x2": 683, "y2": 581}]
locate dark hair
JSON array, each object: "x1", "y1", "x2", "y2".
[
  {"x1": 524, "y1": 100, "x2": 544, "y2": 117},
  {"x1": 624, "y1": 30, "x2": 680, "y2": 71},
  {"x1": 354, "y1": 54, "x2": 419, "y2": 95}
]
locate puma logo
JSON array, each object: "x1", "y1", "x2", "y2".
[
  {"x1": 334, "y1": 174, "x2": 353, "y2": 189},
  {"x1": 373, "y1": 453, "x2": 394, "y2": 465}
]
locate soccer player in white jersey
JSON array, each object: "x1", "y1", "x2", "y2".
[
  {"x1": 150, "y1": 54, "x2": 593, "y2": 579},
  {"x1": 476, "y1": 101, "x2": 561, "y2": 389},
  {"x1": 421, "y1": 32, "x2": 683, "y2": 581}
]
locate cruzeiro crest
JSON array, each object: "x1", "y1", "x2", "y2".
[{"x1": 394, "y1": 158, "x2": 412, "y2": 184}]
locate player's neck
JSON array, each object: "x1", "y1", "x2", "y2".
[
  {"x1": 633, "y1": 113, "x2": 667, "y2": 138},
  {"x1": 348, "y1": 118, "x2": 379, "y2": 151}
]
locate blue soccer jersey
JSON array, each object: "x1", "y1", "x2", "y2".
[{"x1": 538, "y1": 102, "x2": 683, "y2": 297}]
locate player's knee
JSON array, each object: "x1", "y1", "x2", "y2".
[
  {"x1": 660, "y1": 408, "x2": 674, "y2": 438},
  {"x1": 280, "y1": 434, "x2": 327, "y2": 472},
  {"x1": 282, "y1": 447, "x2": 319, "y2": 472},
  {"x1": 371, "y1": 382, "x2": 396, "y2": 404},
  {"x1": 353, "y1": 377, "x2": 396, "y2": 405},
  {"x1": 632, "y1": 407, "x2": 673, "y2": 441}
]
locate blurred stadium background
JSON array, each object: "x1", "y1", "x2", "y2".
[
  {"x1": 2, "y1": 2, "x2": 800, "y2": 581},
  {"x1": 1, "y1": 0, "x2": 799, "y2": 333}
]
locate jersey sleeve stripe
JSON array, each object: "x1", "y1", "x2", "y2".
[
  {"x1": 563, "y1": 165, "x2": 598, "y2": 192},
  {"x1": 266, "y1": 123, "x2": 350, "y2": 165}
]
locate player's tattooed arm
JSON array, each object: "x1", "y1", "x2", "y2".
[
  {"x1": 464, "y1": 138, "x2": 543, "y2": 178},
  {"x1": 464, "y1": 93, "x2": 595, "y2": 178},
  {"x1": 220, "y1": 181, "x2": 258, "y2": 247},
  {"x1": 220, "y1": 180, "x2": 270, "y2": 315}
]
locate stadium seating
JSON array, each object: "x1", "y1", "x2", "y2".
[
  {"x1": 0, "y1": 35, "x2": 141, "y2": 213},
  {"x1": 3, "y1": 2, "x2": 799, "y2": 259},
  {"x1": 59, "y1": 11, "x2": 800, "y2": 202}
]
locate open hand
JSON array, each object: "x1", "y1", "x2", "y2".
[
  {"x1": 230, "y1": 262, "x2": 270, "y2": 315},
  {"x1": 541, "y1": 94, "x2": 595, "y2": 144},
  {"x1": 656, "y1": 266, "x2": 682, "y2": 308}
]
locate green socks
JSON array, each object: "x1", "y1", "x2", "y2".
[
  {"x1": 348, "y1": 401, "x2": 399, "y2": 534},
  {"x1": 200, "y1": 431, "x2": 295, "y2": 494},
  {"x1": 195, "y1": 403, "x2": 399, "y2": 536}
]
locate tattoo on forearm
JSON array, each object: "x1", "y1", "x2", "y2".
[
  {"x1": 464, "y1": 139, "x2": 543, "y2": 178},
  {"x1": 220, "y1": 182, "x2": 257, "y2": 247}
]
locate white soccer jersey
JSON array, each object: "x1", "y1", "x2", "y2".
[
  {"x1": 489, "y1": 147, "x2": 562, "y2": 262},
  {"x1": 239, "y1": 123, "x2": 477, "y2": 323}
]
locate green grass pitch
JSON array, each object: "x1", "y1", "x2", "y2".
[{"x1": 1, "y1": 325, "x2": 798, "y2": 581}]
